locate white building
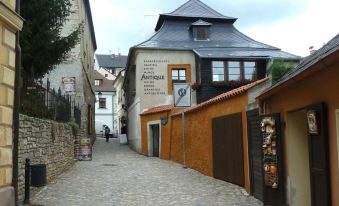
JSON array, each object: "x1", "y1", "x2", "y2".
[
  {"x1": 94, "y1": 71, "x2": 116, "y2": 136},
  {"x1": 95, "y1": 53, "x2": 128, "y2": 136},
  {"x1": 112, "y1": 70, "x2": 126, "y2": 135}
]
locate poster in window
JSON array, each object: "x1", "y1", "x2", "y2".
[
  {"x1": 307, "y1": 111, "x2": 318, "y2": 135},
  {"x1": 62, "y1": 77, "x2": 76, "y2": 95}
]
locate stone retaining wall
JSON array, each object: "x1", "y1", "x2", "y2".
[{"x1": 18, "y1": 114, "x2": 77, "y2": 202}]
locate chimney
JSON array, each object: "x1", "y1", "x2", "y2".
[{"x1": 309, "y1": 46, "x2": 317, "y2": 55}]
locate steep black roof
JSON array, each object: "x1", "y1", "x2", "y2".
[
  {"x1": 155, "y1": 0, "x2": 236, "y2": 31},
  {"x1": 132, "y1": 0, "x2": 300, "y2": 61},
  {"x1": 96, "y1": 54, "x2": 128, "y2": 69}
]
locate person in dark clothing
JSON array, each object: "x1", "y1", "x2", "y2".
[
  {"x1": 104, "y1": 126, "x2": 110, "y2": 142},
  {"x1": 121, "y1": 125, "x2": 127, "y2": 135}
]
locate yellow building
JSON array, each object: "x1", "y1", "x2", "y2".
[{"x1": 0, "y1": 0, "x2": 23, "y2": 205}]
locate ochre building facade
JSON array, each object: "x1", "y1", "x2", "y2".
[{"x1": 0, "y1": 0, "x2": 23, "y2": 205}]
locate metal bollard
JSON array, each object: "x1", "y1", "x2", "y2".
[{"x1": 23, "y1": 158, "x2": 30, "y2": 205}]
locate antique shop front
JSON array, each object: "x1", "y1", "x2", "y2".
[{"x1": 257, "y1": 34, "x2": 339, "y2": 206}]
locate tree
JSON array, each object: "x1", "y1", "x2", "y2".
[
  {"x1": 20, "y1": 0, "x2": 82, "y2": 78},
  {"x1": 268, "y1": 59, "x2": 295, "y2": 84}
]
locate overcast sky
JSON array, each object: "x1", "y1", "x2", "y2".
[{"x1": 89, "y1": 0, "x2": 339, "y2": 57}]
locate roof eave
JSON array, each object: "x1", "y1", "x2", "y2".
[{"x1": 155, "y1": 14, "x2": 237, "y2": 31}]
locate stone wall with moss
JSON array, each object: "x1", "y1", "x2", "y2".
[{"x1": 18, "y1": 114, "x2": 78, "y2": 202}]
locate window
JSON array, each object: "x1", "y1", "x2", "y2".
[
  {"x1": 105, "y1": 74, "x2": 108, "y2": 77},
  {"x1": 99, "y1": 98, "x2": 106, "y2": 108},
  {"x1": 196, "y1": 27, "x2": 208, "y2": 40},
  {"x1": 244, "y1": 62, "x2": 256, "y2": 81},
  {"x1": 95, "y1": 79, "x2": 101, "y2": 86},
  {"x1": 212, "y1": 61, "x2": 224, "y2": 81},
  {"x1": 228, "y1": 61, "x2": 241, "y2": 81},
  {"x1": 167, "y1": 64, "x2": 191, "y2": 95},
  {"x1": 172, "y1": 69, "x2": 186, "y2": 83},
  {"x1": 211, "y1": 61, "x2": 257, "y2": 82}
]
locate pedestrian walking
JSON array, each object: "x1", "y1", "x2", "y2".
[{"x1": 104, "y1": 126, "x2": 110, "y2": 142}]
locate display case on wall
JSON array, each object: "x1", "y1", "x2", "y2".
[{"x1": 260, "y1": 114, "x2": 284, "y2": 206}]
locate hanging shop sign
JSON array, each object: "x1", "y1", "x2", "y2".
[
  {"x1": 62, "y1": 77, "x2": 76, "y2": 95},
  {"x1": 173, "y1": 83, "x2": 191, "y2": 107},
  {"x1": 261, "y1": 117, "x2": 278, "y2": 189},
  {"x1": 78, "y1": 137, "x2": 92, "y2": 161}
]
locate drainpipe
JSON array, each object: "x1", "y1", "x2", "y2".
[{"x1": 13, "y1": 0, "x2": 22, "y2": 205}]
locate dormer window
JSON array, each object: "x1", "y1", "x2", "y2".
[
  {"x1": 191, "y1": 19, "x2": 212, "y2": 41},
  {"x1": 196, "y1": 27, "x2": 208, "y2": 40}
]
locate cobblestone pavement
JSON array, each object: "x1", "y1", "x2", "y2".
[{"x1": 31, "y1": 138, "x2": 263, "y2": 206}]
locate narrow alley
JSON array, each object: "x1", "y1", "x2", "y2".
[{"x1": 31, "y1": 138, "x2": 262, "y2": 206}]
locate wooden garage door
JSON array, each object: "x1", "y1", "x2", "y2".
[
  {"x1": 212, "y1": 113, "x2": 244, "y2": 186},
  {"x1": 247, "y1": 109, "x2": 263, "y2": 201}
]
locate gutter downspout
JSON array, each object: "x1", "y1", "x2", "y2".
[{"x1": 13, "y1": 0, "x2": 21, "y2": 205}]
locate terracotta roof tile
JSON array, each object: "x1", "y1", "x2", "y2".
[
  {"x1": 140, "y1": 104, "x2": 174, "y2": 116},
  {"x1": 94, "y1": 71, "x2": 115, "y2": 92},
  {"x1": 172, "y1": 78, "x2": 268, "y2": 117}
]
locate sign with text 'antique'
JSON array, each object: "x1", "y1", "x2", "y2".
[
  {"x1": 173, "y1": 83, "x2": 191, "y2": 107},
  {"x1": 141, "y1": 59, "x2": 168, "y2": 96}
]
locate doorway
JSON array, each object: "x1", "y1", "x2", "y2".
[
  {"x1": 246, "y1": 109, "x2": 263, "y2": 201},
  {"x1": 286, "y1": 110, "x2": 311, "y2": 206},
  {"x1": 285, "y1": 103, "x2": 331, "y2": 206},
  {"x1": 148, "y1": 123, "x2": 161, "y2": 157},
  {"x1": 212, "y1": 113, "x2": 244, "y2": 187}
]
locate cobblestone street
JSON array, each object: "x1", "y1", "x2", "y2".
[{"x1": 31, "y1": 138, "x2": 263, "y2": 206}]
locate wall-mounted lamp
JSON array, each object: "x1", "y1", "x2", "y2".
[{"x1": 161, "y1": 117, "x2": 168, "y2": 125}]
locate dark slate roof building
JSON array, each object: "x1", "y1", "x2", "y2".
[
  {"x1": 96, "y1": 54, "x2": 128, "y2": 70},
  {"x1": 136, "y1": 0, "x2": 299, "y2": 60},
  {"x1": 125, "y1": 0, "x2": 301, "y2": 104}
]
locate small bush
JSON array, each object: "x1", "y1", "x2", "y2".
[{"x1": 268, "y1": 60, "x2": 294, "y2": 84}]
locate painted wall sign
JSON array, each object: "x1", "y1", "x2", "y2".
[
  {"x1": 62, "y1": 77, "x2": 76, "y2": 95},
  {"x1": 142, "y1": 59, "x2": 169, "y2": 96}
]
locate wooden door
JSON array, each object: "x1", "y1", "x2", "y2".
[
  {"x1": 152, "y1": 124, "x2": 160, "y2": 157},
  {"x1": 306, "y1": 103, "x2": 331, "y2": 206},
  {"x1": 212, "y1": 113, "x2": 244, "y2": 186},
  {"x1": 247, "y1": 109, "x2": 263, "y2": 201}
]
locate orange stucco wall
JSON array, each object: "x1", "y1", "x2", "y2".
[
  {"x1": 170, "y1": 94, "x2": 251, "y2": 192},
  {"x1": 264, "y1": 62, "x2": 339, "y2": 206},
  {"x1": 140, "y1": 112, "x2": 172, "y2": 160}
]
